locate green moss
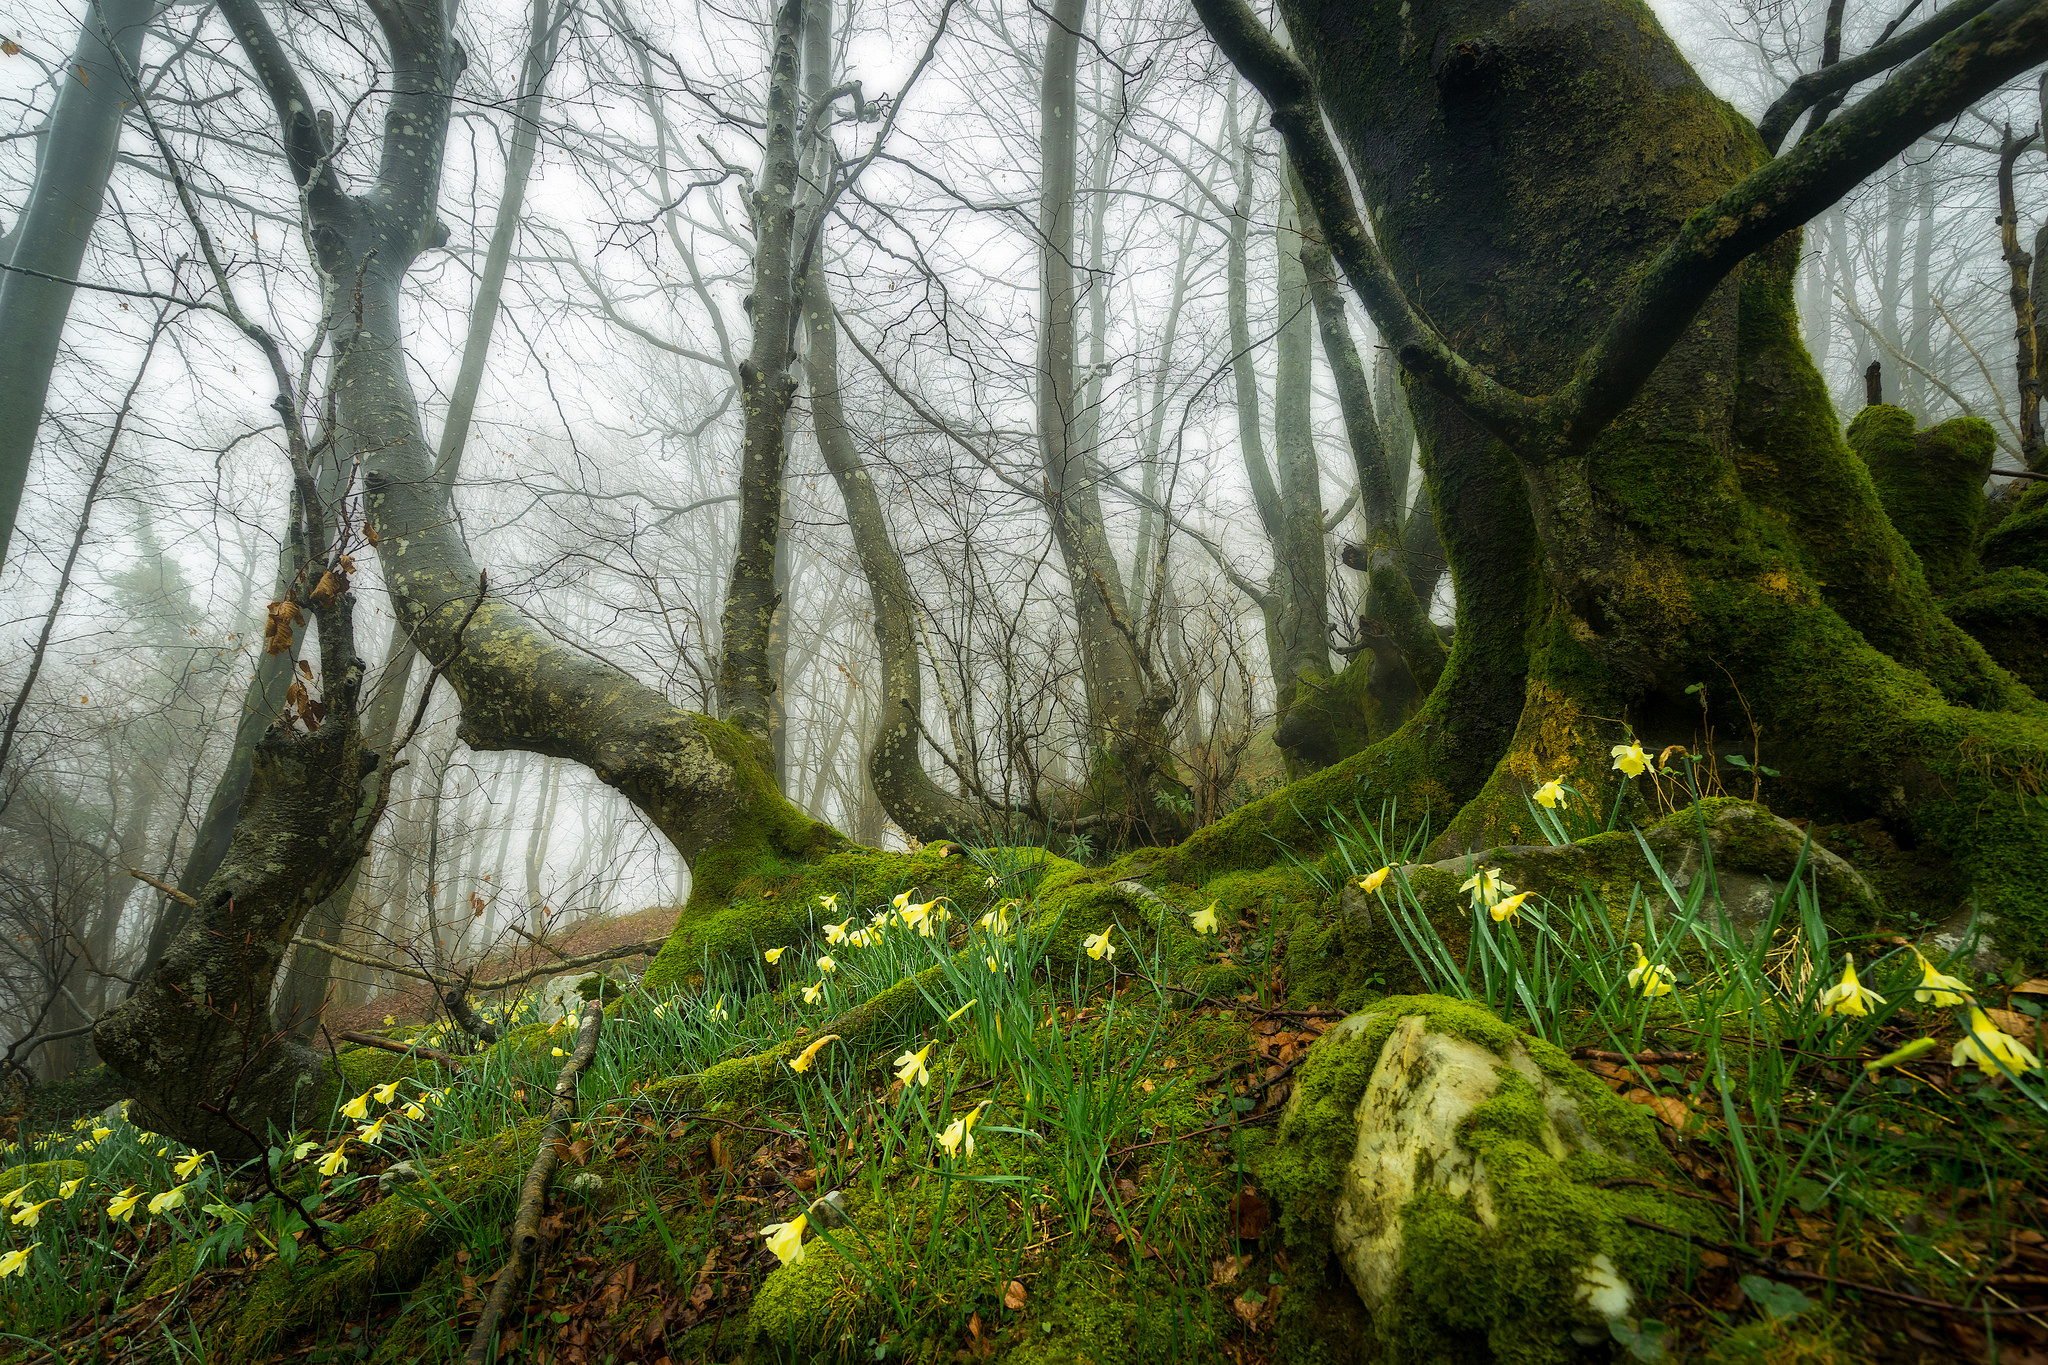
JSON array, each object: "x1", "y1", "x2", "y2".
[
  {"x1": 1945, "y1": 567, "x2": 2048, "y2": 701},
  {"x1": 1848, "y1": 406, "x2": 1994, "y2": 597},
  {"x1": 214, "y1": 1118, "x2": 542, "y2": 1356},
  {"x1": 1261, "y1": 997, "x2": 1710, "y2": 1365},
  {"x1": 0, "y1": 1158, "x2": 87, "y2": 1197},
  {"x1": 1982, "y1": 479, "x2": 2048, "y2": 578}
]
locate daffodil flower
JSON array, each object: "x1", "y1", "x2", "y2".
[
  {"x1": 979, "y1": 904, "x2": 1013, "y2": 933},
  {"x1": 946, "y1": 999, "x2": 978, "y2": 1025},
  {"x1": 552, "y1": 1047, "x2": 566, "y2": 1058},
  {"x1": 1533, "y1": 777, "x2": 1568, "y2": 809},
  {"x1": 0, "y1": 1245, "x2": 35, "y2": 1279},
  {"x1": 90, "y1": 1126, "x2": 113, "y2": 1142},
  {"x1": 819, "y1": 892, "x2": 840, "y2": 913},
  {"x1": 1817, "y1": 955, "x2": 1882, "y2": 1018},
  {"x1": 823, "y1": 920, "x2": 851, "y2": 945},
  {"x1": 1459, "y1": 867, "x2": 1513, "y2": 911},
  {"x1": 403, "y1": 1101, "x2": 427, "y2": 1122},
  {"x1": 58, "y1": 1177, "x2": 83, "y2": 1199},
  {"x1": 318, "y1": 1146, "x2": 350, "y2": 1177},
  {"x1": 762, "y1": 1213, "x2": 808, "y2": 1266},
  {"x1": 146, "y1": 1185, "x2": 188, "y2": 1216},
  {"x1": 1191, "y1": 903, "x2": 1220, "y2": 935},
  {"x1": 1952, "y1": 1007, "x2": 2042, "y2": 1077},
  {"x1": 788, "y1": 1034, "x2": 841, "y2": 1074},
  {"x1": 986, "y1": 955, "x2": 1000, "y2": 972},
  {"x1": 340, "y1": 1091, "x2": 372, "y2": 1121},
  {"x1": 708, "y1": 996, "x2": 729, "y2": 1022},
  {"x1": 802, "y1": 981, "x2": 825, "y2": 1005},
  {"x1": 764, "y1": 946, "x2": 786, "y2": 965},
  {"x1": 173, "y1": 1150, "x2": 209, "y2": 1180},
  {"x1": 892, "y1": 890, "x2": 912, "y2": 911},
  {"x1": 817, "y1": 955, "x2": 837, "y2": 975},
  {"x1": 1083, "y1": 928, "x2": 1116, "y2": 961},
  {"x1": 106, "y1": 1187, "x2": 142, "y2": 1222},
  {"x1": 0, "y1": 1186, "x2": 24, "y2": 1211},
  {"x1": 292, "y1": 1141, "x2": 319, "y2": 1160},
  {"x1": 937, "y1": 1101, "x2": 991, "y2": 1160},
  {"x1": 10, "y1": 1198, "x2": 55, "y2": 1227},
  {"x1": 356, "y1": 1116, "x2": 390, "y2": 1146},
  {"x1": 1627, "y1": 943, "x2": 1675, "y2": 999},
  {"x1": 1490, "y1": 891, "x2": 1530, "y2": 925},
  {"x1": 384, "y1": 1015, "x2": 397, "y2": 1027},
  {"x1": 1610, "y1": 742, "x2": 1650, "y2": 778},
  {"x1": 1911, "y1": 950, "x2": 1971, "y2": 1007},
  {"x1": 1354, "y1": 866, "x2": 1391, "y2": 894},
  {"x1": 895, "y1": 1044, "x2": 933, "y2": 1087}
]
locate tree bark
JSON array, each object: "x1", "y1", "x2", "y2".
[{"x1": 0, "y1": 0, "x2": 152, "y2": 573}]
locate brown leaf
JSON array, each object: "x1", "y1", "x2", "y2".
[
  {"x1": 568, "y1": 1138, "x2": 593, "y2": 1166},
  {"x1": 1231, "y1": 1289, "x2": 1269, "y2": 1330},
  {"x1": 1003, "y1": 1279, "x2": 1027, "y2": 1311},
  {"x1": 263, "y1": 599, "x2": 303, "y2": 655},
  {"x1": 1227, "y1": 1188, "x2": 1270, "y2": 1240},
  {"x1": 363, "y1": 522, "x2": 380, "y2": 546},
  {"x1": 2, "y1": 40, "x2": 21, "y2": 55},
  {"x1": 1986, "y1": 1008, "x2": 2040, "y2": 1044},
  {"x1": 309, "y1": 568, "x2": 348, "y2": 607},
  {"x1": 710, "y1": 1133, "x2": 733, "y2": 1173},
  {"x1": 1210, "y1": 1255, "x2": 1242, "y2": 1287}
]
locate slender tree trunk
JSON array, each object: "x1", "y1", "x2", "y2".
[
  {"x1": 1268, "y1": 189, "x2": 1331, "y2": 715},
  {"x1": 1035, "y1": 0, "x2": 1187, "y2": 843},
  {"x1": 0, "y1": 0, "x2": 151, "y2": 573}
]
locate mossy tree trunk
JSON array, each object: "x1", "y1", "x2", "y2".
[{"x1": 1198, "y1": 0, "x2": 2048, "y2": 961}]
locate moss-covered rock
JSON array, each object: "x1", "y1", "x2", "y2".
[
  {"x1": 1944, "y1": 567, "x2": 2048, "y2": 702},
  {"x1": 1262, "y1": 997, "x2": 1714, "y2": 1365},
  {"x1": 1981, "y1": 479, "x2": 2048, "y2": 578},
  {"x1": 0, "y1": 1158, "x2": 88, "y2": 1198}
]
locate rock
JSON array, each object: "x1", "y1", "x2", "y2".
[
  {"x1": 565, "y1": 1172, "x2": 603, "y2": 1195},
  {"x1": 377, "y1": 1160, "x2": 423, "y2": 1193},
  {"x1": 1263, "y1": 997, "x2": 1714, "y2": 1363}
]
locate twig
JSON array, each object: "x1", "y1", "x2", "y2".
[
  {"x1": 1619, "y1": 1214, "x2": 2048, "y2": 1314},
  {"x1": 129, "y1": 867, "x2": 197, "y2": 906},
  {"x1": 335, "y1": 1031, "x2": 468, "y2": 1069},
  {"x1": 289, "y1": 933, "x2": 665, "y2": 994},
  {"x1": 1571, "y1": 1048, "x2": 1701, "y2": 1064},
  {"x1": 465, "y1": 1000, "x2": 603, "y2": 1365},
  {"x1": 1111, "y1": 1110, "x2": 1281, "y2": 1160}
]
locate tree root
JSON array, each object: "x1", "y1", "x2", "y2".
[{"x1": 464, "y1": 1000, "x2": 603, "y2": 1364}]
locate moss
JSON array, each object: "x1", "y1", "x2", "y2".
[
  {"x1": 1981, "y1": 479, "x2": 2048, "y2": 578},
  {"x1": 1262, "y1": 997, "x2": 1710, "y2": 1365},
  {"x1": 1848, "y1": 406, "x2": 1994, "y2": 597},
  {"x1": 214, "y1": 1118, "x2": 542, "y2": 1356},
  {"x1": 0, "y1": 1158, "x2": 87, "y2": 1197},
  {"x1": 697, "y1": 962, "x2": 948, "y2": 1106},
  {"x1": 1944, "y1": 566, "x2": 2048, "y2": 701}
]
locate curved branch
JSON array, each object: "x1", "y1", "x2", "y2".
[{"x1": 1758, "y1": 0, "x2": 1999, "y2": 153}]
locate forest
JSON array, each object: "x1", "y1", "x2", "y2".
[{"x1": 3, "y1": 0, "x2": 2048, "y2": 1359}]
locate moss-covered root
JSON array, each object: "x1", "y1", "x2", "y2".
[
  {"x1": 1944, "y1": 567, "x2": 2048, "y2": 702},
  {"x1": 1848, "y1": 405, "x2": 1995, "y2": 597},
  {"x1": 1262, "y1": 997, "x2": 1713, "y2": 1365}
]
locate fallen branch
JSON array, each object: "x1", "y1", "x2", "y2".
[
  {"x1": 465, "y1": 1000, "x2": 603, "y2": 1365},
  {"x1": 288, "y1": 934, "x2": 665, "y2": 994},
  {"x1": 335, "y1": 1031, "x2": 468, "y2": 1069},
  {"x1": 1570, "y1": 1048, "x2": 1701, "y2": 1065}
]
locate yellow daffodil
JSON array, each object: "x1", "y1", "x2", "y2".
[
  {"x1": 106, "y1": 1187, "x2": 143, "y2": 1222},
  {"x1": 10, "y1": 1198, "x2": 55, "y2": 1227},
  {"x1": 946, "y1": 998, "x2": 978, "y2": 1025},
  {"x1": 58, "y1": 1177, "x2": 83, "y2": 1199},
  {"x1": 292, "y1": 1141, "x2": 319, "y2": 1160},
  {"x1": 173, "y1": 1150, "x2": 208, "y2": 1180},
  {"x1": 803, "y1": 981, "x2": 825, "y2": 1005},
  {"x1": 788, "y1": 1034, "x2": 841, "y2": 1074},
  {"x1": 1533, "y1": 777, "x2": 1568, "y2": 809},
  {"x1": 1911, "y1": 950, "x2": 1971, "y2": 1007},
  {"x1": 146, "y1": 1185, "x2": 188, "y2": 1216},
  {"x1": 819, "y1": 892, "x2": 840, "y2": 913},
  {"x1": 384, "y1": 1015, "x2": 397, "y2": 1027},
  {"x1": 90, "y1": 1126, "x2": 112, "y2": 1142},
  {"x1": 340, "y1": 1092, "x2": 372, "y2": 1121},
  {"x1": 938, "y1": 1101, "x2": 991, "y2": 1160},
  {"x1": 764, "y1": 946, "x2": 786, "y2": 965},
  {"x1": 823, "y1": 919, "x2": 851, "y2": 945},
  {"x1": 1459, "y1": 866, "x2": 1513, "y2": 911},
  {"x1": 552, "y1": 1047, "x2": 567, "y2": 1058},
  {"x1": 1952, "y1": 1007, "x2": 2042, "y2": 1077},
  {"x1": 1864, "y1": 1037, "x2": 1938, "y2": 1072},
  {"x1": 892, "y1": 890, "x2": 912, "y2": 911},
  {"x1": 356, "y1": 1116, "x2": 390, "y2": 1147},
  {"x1": 403, "y1": 1101, "x2": 427, "y2": 1121},
  {"x1": 899, "y1": 901, "x2": 930, "y2": 935},
  {"x1": 1354, "y1": 866, "x2": 1391, "y2": 894},
  {"x1": 0, "y1": 1245, "x2": 35, "y2": 1279},
  {"x1": 986, "y1": 956, "x2": 1000, "y2": 972},
  {"x1": 762, "y1": 1213, "x2": 808, "y2": 1266},
  {"x1": 1083, "y1": 928, "x2": 1116, "y2": 961},
  {"x1": 979, "y1": 904, "x2": 1013, "y2": 933},
  {"x1": 1610, "y1": 742, "x2": 1650, "y2": 777},
  {"x1": 318, "y1": 1146, "x2": 350, "y2": 1177},
  {"x1": 895, "y1": 1044, "x2": 933, "y2": 1087},
  {"x1": 1817, "y1": 955, "x2": 1882, "y2": 1018},
  {"x1": 1490, "y1": 891, "x2": 1530, "y2": 925},
  {"x1": 0, "y1": 1187, "x2": 25, "y2": 1211},
  {"x1": 817, "y1": 955, "x2": 837, "y2": 975},
  {"x1": 1191, "y1": 903, "x2": 1220, "y2": 935},
  {"x1": 1627, "y1": 943, "x2": 1675, "y2": 999},
  {"x1": 708, "y1": 996, "x2": 729, "y2": 1022}
]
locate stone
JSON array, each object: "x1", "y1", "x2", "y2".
[{"x1": 377, "y1": 1159, "x2": 422, "y2": 1193}]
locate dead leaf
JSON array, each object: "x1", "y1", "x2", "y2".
[
  {"x1": 309, "y1": 567, "x2": 348, "y2": 607},
  {"x1": 1986, "y1": 1008, "x2": 2040, "y2": 1044},
  {"x1": 1003, "y1": 1279, "x2": 1027, "y2": 1311},
  {"x1": 2, "y1": 40, "x2": 21, "y2": 55},
  {"x1": 263, "y1": 599, "x2": 304, "y2": 655},
  {"x1": 1227, "y1": 1188, "x2": 1270, "y2": 1240},
  {"x1": 1624, "y1": 1087, "x2": 1693, "y2": 1131},
  {"x1": 1210, "y1": 1255, "x2": 1242, "y2": 1288},
  {"x1": 364, "y1": 522, "x2": 380, "y2": 546},
  {"x1": 1231, "y1": 1289, "x2": 1269, "y2": 1330},
  {"x1": 710, "y1": 1133, "x2": 733, "y2": 1173},
  {"x1": 2012, "y1": 978, "x2": 2048, "y2": 999}
]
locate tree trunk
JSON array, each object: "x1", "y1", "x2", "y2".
[
  {"x1": 1267, "y1": 189, "x2": 1333, "y2": 728},
  {"x1": 1034, "y1": 0, "x2": 1188, "y2": 845},
  {"x1": 0, "y1": 0, "x2": 151, "y2": 573},
  {"x1": 1270, "y1": 0, "x2": 2048, "y2": 961}
]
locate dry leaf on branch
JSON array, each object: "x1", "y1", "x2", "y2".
[{"x1": 263, "y1": 599, "x2": 303, "y2": 655}]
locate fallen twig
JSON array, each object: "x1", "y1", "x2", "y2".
[
  {"x1": 1571, "y1": 1048, "x2": 1701, "y2": 1065},
  {"x1": 128, "y1": 867, "x2": 196, "y2": 906},
  {"x1": 336, "y1": 1031, "x2": 468, "y2": 1068},
  {"x1": 465, "y1": 1000, "x2": 603, "y2": 1365}
]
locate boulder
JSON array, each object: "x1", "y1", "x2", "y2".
[{"x1": 1263, "y1": 997, "x2": 1714, "y2": 1363}]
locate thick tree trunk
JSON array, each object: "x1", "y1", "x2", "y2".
[
  {"x1": 1034, "y1": 0, "x2": 1188, "y2": 844},
  {"x1": 0, "y1": 0, "x2": 151, "y2": 573},
  {"x1": 1273, "y1": 0, "x2": 2048, "y2": 961}
]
